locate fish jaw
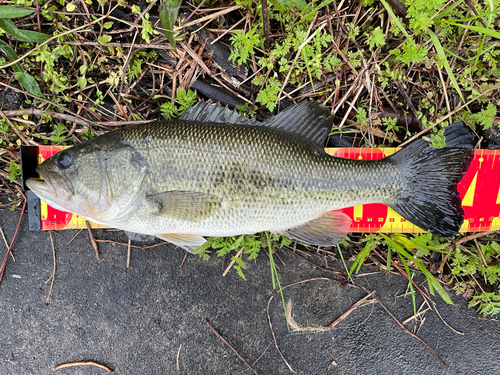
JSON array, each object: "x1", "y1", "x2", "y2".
[
  {"x1": 26, "y1": 177, "x2": 70, "y2": 213},
  {"x1": 26, "y1": 166, "x2": 74, "y2": 212},
  {"x1": 26, "y1": 175, "x2": 104, "y2": 222}
]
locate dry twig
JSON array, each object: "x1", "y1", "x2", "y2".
[
  {"x1": 45, "y1": 231, "x2": 56, "y2": 304},
  {"x1": 205, "y1": 319, "x2": 259, "y2": 375},
  {"x1": 127, "y1": 237, "x2": 131, "y2": 268},
  {"x1": 53, "y1": 361, "x2": 113, "y2": 372},
  {"x1": 370, "y1": 291, "x2": 449, "y2": 367},
  {"x1": 286, "y1": 293, "x2": 376, "y2": 332},
  {"x1": 85, "y1": 220, "x2": 99, "y2": 260},
  {"x1": 0, "y1": 201, "x2": 26, "y2": 284},
  {"x1": 222, "y1": 247, "x2": 243, "y2": 276},
  {"x1": 176, "y1": 344, "x2": 182, "y2": 372}
]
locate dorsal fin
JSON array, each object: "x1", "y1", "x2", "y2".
[
  {"x1": 260, "y1": 100, "x2": 334, "y2": 146},
  {"x1": 180, "y1": 100, "x2": 334, "y2": 146},
  {"x1": 179, "y1": 101, "x2": 258, "y2": 125}
]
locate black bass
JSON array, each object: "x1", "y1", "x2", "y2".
[{"x1": 26, "y1": 101, "x2": 473, "y2": 249}]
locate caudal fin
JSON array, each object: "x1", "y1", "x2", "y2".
[
  {"x1": 388, "y1": 125, "x2": 474, "y2": 237},
  {"x1": 441, "y1": 121, "x2": 478, "y2": 148}
]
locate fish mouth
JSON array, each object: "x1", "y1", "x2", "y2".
[
  {"x1": 26, "y1": 167, "x2": 73, "y2": 202},
  {"x1": 26, "y1": 177, "x2": 55, "y2": 196}
]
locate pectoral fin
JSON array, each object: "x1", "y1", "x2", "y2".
[
  {"x1": 279, "y1": 211, "x2": 352, "y2": 247},
  {"x1": 147, "y1": 191, "x2": 221, "y2": 221},
  {"x1": 156, "y1": 233, "x2": 207, "y2": 252}
]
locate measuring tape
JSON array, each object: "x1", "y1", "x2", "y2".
[
  {"x1": 24, "y1": 146, "x2": 499, "y2": 233},
  {"x1": 327, "y1": 147, "x2": 500, "y2": 233}
]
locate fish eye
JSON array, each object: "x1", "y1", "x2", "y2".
[{"x1": 57, "y1": 153, "x2": 72, "y2": 168}]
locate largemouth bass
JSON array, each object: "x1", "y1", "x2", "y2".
[{"x1": 26, "y1": 101, "x2": 473, "y2": 249}]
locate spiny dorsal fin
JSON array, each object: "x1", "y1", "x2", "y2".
[
  {"x1": 179, "y1": 100, "x2": 258, "y2": 125},
  {"x1": 260, "y1": 100, "x2": 334, "y2": 146},
  {"x1": 180, "y1": 100, "x2": 334, "y2": 146}
]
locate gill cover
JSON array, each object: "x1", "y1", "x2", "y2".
[{"x1": 95, "y1": 144, "x2": 151, "y2": 224}]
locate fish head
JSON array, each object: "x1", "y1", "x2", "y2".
[{"x1": 26, "y1": 142, "x2": 150, "y2": 225}]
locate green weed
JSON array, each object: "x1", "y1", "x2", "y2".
[
  {"x1": 229, "y1": 1, "x2": 342, "y2": 111},
  {"x1": 0, "y1": 119, "x2": 10, "y2": 145},
  {"x1": 450, "y1": 239, "x2": 500, "y2": 316},
  {"x1": 159, "y1": 88, "x2": 197, "y2": 121},
  {"x1": 229, "y1": 27, "x2": 262, "y2": 66},
  {"x1": 236, "y1": 103, "x2": 258, "y2": 117},
  {"x1": 256, "y1": 77, "x2": 281, "y2": 111},
  {"x1": 6, "y1": 160, "x2": 21, "y2": 183},
  {"x1": 50, "y1": 123, "x2": 68, "y2": 144},
  {"x1": 350, "y1": 232, "x2": 453, "y2": 308},
  {"x1": 470, "y1": 103, "x2": 497, "y2": 130},
  {"x1": 81, "y1": 126, "x2": 95, "y2": 141},
  {"x1": 128, "y1": 50, "x2": 157, "y2": 81},
  {"x1": 366, "y1": 27, "x2": 386, "y2": 51},
  {"x1": 192, "y1": 233, "x2": 291, "y2": 281}
]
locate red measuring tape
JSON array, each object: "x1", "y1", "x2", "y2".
[{"x1": 24, "y1": 146, "x2": 499, "y2": 233}]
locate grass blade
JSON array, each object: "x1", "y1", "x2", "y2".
[
  {"x1": 443, "y1": 22, "x2": 500, "y2": 39},
  {"x1": 0, "y1": 40, "x2": 20, "y2": 70},
  {"x1": 349, "y1": 238, "x2": 375, "y2": 276},
  {"x1": 442, "y1": 10, "x2": 500, "y2": 24},
  {"x1": 379, "y1": 0, "x2": 411, "y2": 40},
  {"x1": 277, "y1": 0, "x2": 308, "y2": 11},
  {"x1": 159, "y1": 0, "x2": 181, "y2": 52},
  {"x1": 302, "y1": 0, "x2": 335, "y2": 19},
  {"x1": 400, "y1": 255, "x2": 417, "y2": 321},
  {"x1": 265, "y1": 232, "x2": 288, "y2": 326},
  {"x1": 0, "y1": 40, "x2": 46, "y2": 98},
  {"x1": 380, "y1": 234, "x2": 453, "y2": 304},
  {"x1": 428, "y1": 29, "x2": 465, "y2": 105},
  {"x1": 301, "y1": 49, "x2": 315, "y2": 91},
  {"x1": 0, "y1": 5, "x2": 35, "y2": 19},
  {"x1": 433, "y1": 1, "x2": 463, "y2": 21},
  {"x1": 386, "y1": 247, "x2": 391, "y2": 272},
  {"x1": 423, "y1": 268, "x2": 453, "y2": 304},
  {"x1": 0, "y1": 18, "x2": 50, "y2": 42},
  {"x1": 15, "y1": 71, "x2": 46, "y2": 98},
  {"x1": 337, "y1": 244, "x2": 350, "y2": 276}
]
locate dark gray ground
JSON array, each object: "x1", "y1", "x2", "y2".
[{"x1": 1, "y1": 207, "x2": 499, "y2": 375}]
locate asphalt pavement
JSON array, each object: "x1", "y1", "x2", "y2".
[{"x1": 1, "y1": 207, "x2": 499, "y2": 375}]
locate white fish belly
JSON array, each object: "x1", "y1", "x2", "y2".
[{"x1": 121, "y1": 202, "x2": 338, "y2": 237}]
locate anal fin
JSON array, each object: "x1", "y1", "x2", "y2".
[
  {"x1": 156, "y1": 233, "x2": 206, "y2": 252},
  {"x1": 279, "y1": 211, "x2": 352, "y2": 247}
]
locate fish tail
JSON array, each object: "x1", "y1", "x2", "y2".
[{"x1": 388, "y1": 128, "x2": 474, "y2": 237}]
